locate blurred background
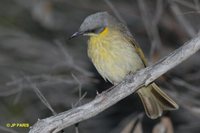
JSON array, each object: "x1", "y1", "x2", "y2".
[{"x1": 0, "y1": 0, "x2": 200, "y2": 133}]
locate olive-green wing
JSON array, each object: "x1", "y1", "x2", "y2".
[
  {"x1": 119, "y1": 23, "x2": 148, "y2": 66},
  {"x1": 126, "y1": 35, "x2": 148, "y2": 67},
  {"x1": 133, "y1": 40, "x2": 148, "y2": 66}
]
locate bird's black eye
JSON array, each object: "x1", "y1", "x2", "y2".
[
  {"x1": 95, "y1": 27, "x2": 105, "y2": 33},
  {"x1": 87, "y1": 27, "x2": 105, "y2": 34}
]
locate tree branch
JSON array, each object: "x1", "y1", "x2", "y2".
[{"x1": 29, "y1": 35, "x2": 200, "y2": 133}]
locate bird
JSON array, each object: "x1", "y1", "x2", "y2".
[{"x1": 70, "y1": 11, "x2": 179, "y2": 119}]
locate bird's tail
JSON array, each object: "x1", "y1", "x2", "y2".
[{"x1": 137, "y1": 83, "x2": 179, "y2": 119}]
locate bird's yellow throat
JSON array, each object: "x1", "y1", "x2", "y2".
[
  {"x1": 87, "y1": 27, "x2": 110, "y2": 50},
  {"x1": 100, "y1": 27, "x2": 109, "y2": 36}
]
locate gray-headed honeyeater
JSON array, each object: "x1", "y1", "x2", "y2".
[{"x1": 70, "y1": 12, "x2": 178, "y2": 119}]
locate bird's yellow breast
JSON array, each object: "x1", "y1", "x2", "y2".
[{"x1": 87, "y1": 27, "x2": 144, "y2": 84}]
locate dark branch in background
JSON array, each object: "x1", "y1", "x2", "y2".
[
  {"x1": 3, "y1": 74, "x2": 94, "y2": 97},
  {"x1": 194, "y1": 0, "x2": 200, "y2": 11},
  {"x1": 26, "y1": 77, "x2": 57, "y2": 116},
  {"x1": 173, "y1": 0, "x2": 196, "y2": 10},
  {"x1": 71, "y1": 74, "x2": 87, "y2": 133},
  {"x1": 54, "y1": 40, "x2": 93, "y2": 77},
  {"x1": 29, "y1": 34, "x2": 200, "y2": 133},
  {"x1": 137, "y1": 0, "x2": 162, "y2": 64},
  {"x1": 169, "y1": 0, "x2": 196, "y2": 37},
  {"x1": 104, "y1": 0, "x2": 126, "y2": 25},
  {"x1": 0, "y1": 125, "x2": 19, "y2": 133}
]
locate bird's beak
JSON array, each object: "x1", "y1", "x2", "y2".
[{"x1": 69, "y1": 31, "x2": 84, "y2": 40}]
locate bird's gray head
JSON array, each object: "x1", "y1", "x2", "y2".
[
  {"x1": 79, "y1": 12, "x2": 119, "y2": 33},
  {"x1": 70, "y1": 12, "x2": 119, "y2": 39}
]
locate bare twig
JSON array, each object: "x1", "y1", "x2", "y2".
[
  {"x1": 152, "y1": 117, "x2": 174, "y2": 133},
  {"x1": 137, "y1": 0, "x2": 162, "y2": 64},
  {"x1": 6, "y1": 74, "x2": 75, "y2": 86},
  {"x1": 71, "y1": 74, "x2": 86, "y2": 133},
  {"x1": 2, "y1": 74, "x2": 95, "y2": 97},
  {"x1": 173, "y1": 0, "x2": 196, "y2": 10},
  {"x1": 153, "y1": 0, "x2": 164, "y2": 25},
  {"x1": 104, "y1": 0, "x2": 126, "y2": 24},
  {"x1": 165, "y1": 81, "x2": 200, "y2": 115},
  {"x1": 0, "y1": 125, "x2": 19, "y2": 133},
  {"x1": 171, "y1": 77, "x2": 200, "y2": 93},
  {"x1": 26, "y1": 77, "x2": 57, "y2": 116},
  {"x1": 0, "y1": 87, "x2": 22, "y2": 97},
  {"x1": 74, "y1": 123, "x2": 79, "y2": 133},
  {"x1": 121, "y1": 113, "x2": 143, "y2": 133},
  {"x1": 7, "y1": 74, "x2": 94, "y2": 87},
  {"x1": 71, "y1": 74, "x2": 82, "y2": 101},
  {"x1": 71, "y1": 73, "x2": 88, "y2": 107},
  {"x1": 29, "y1": 34, "x2": 200, "y2": 133},
  {"x1": 72, "y1": 92, "x2": 87, "y2": 108},
  {"x1": 13, "y1": 85, "x2": 23, "y2": 105},
  {"x1": 194, "y1": 0, "x2": 200, "y2": 11},
  {"x1": 169, "y1": 1, "x2": 196, "y2": 37},
  {"x1": 54, "y1": 40, "x2": 93, "y2": 77},
  {"x1": 185, "y1": 70, "x2": 200, "y2": 81}
]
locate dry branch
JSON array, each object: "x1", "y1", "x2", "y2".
[{"x1": 29, "y1": 35, "x2": 200, "y2": 133}]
